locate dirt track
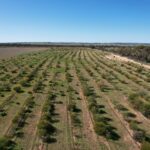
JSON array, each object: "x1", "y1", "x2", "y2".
[{"x1": 106, "y1": 53, "x2": 150, "y2": 69}]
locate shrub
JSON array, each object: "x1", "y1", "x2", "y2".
[
  {"x1": 68, "y1": 102, "x2": 79, "y2": 112},
  {"x1": 20, "y1": 79, "x2": 30, "y2": 87},
  {"x1": 66, "y1": 73, "x2": 73, "y2": 82},
  {"x1": 13, "y1": 85, "x2": 23, "y2": 93},
  {"x1": 128, "y1": 93, "x2": 150, "y2": 118},
  {"x1": 124, "y1": 112, "x2": 136, "y2": 118},
  {"x1": 12, "y1": 96, "x2": 34, "y2": 132},
  {"x1": 33, "y1": 81, "x2": 43, "y2": 92},
  {"x1": 38, "y1": 92, "x2": 57, "y2": 143},
  {"x1": 99, "y1": 81, "x2": 111, "y2": 92},
  {"x1": 84, "y1": 87, "x2": 95, "y2": 97},
  {"x1": 129, "y1": 121, "x2": 139, "y2": 131},
  {"x1": 116, "y1": 104, "x2": 128, "y2": 111},
  {"x1": 139, "y1": 90, "x2": 148, "y2": 98},
  {"x1": 0, "y1": 137, "x2": 16, "y2": 150},
  {"x1": 88, "y1": 101, "x2": 99, "y2": 113},
  {"x1": 142, "y1": 104, "x2": 150, "y2": 118},
  {"x1": 94, "y1": 116, "x2": 112, "y2": 124},
  {"x1": 0, "y1": 83, "x2": 11, "y2": 92},
  {"x1": 0, "y1": 93, "x2": 4, "y2": 97},
  {"x1": 137, "y1": 66, "x2": 143, "y2": 73},
  {"x1": 0, "y1": 110, "x2": 7, "y2": 117},
  {"x1": 129, "y1": 93, "x2": 139, "y2": 100},
  {"x1": 133, "y1": 130, "x2": 145, "y2": 142},
  {"x1": 71, "y1": 113, "x2": 81, "y2": 126},
  {"x1": 94, "y1": 122, "x2": 119, "y2": 140},
  {"x1": 49, "y1": 103, "x2": 55, "y2": 114},
  {"x1": 11, "y1": 69, "x2": 18, "y2": 74},
  {"x1": 60, "y1": 91, "x2": 65, "y2": 96},
  {"x1": 38, "y1": 120, "x2": 56, "y2": 142},
  {"x1": 48, "y1": 94, "x2": 56, "y2": 101},
  {"x1": 145, "y1": 134, "x2": 150, "y2": 142}
]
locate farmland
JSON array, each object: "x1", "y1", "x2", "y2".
[
  {"x1": 0, "y1": 47, "x2": 150, "y2": 150},
  {"x1": 0, "y1": 47, "x2": 48, "y2": 59}
]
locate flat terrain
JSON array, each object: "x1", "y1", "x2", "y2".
[
  {"x1": 0, "y1": 47, "x2": 49, "y2": 58},
  {"x1": 0, "y1": 47, "x2": 150, "y2": 150}
]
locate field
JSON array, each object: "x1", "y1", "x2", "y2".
[
  {"x1": 0, "y1": 47, "x2": 150, "y2": 150},
  {"x1": 0, "y1": 47, "x2": 48, "y2": 58}
]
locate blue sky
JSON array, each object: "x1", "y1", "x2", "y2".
[{"x1": 0, "y1": 0, "x2": 150, "y2": 43}]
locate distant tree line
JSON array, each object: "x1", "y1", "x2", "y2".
[
  {"x1": 1, "y1": 43, "x2": 150, "y2": 63},
  {"x1": 98, "y1": 45, "x2": 150, "y2": 63}
]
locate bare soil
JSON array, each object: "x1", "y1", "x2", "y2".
[
  {"x1": 0, "y1": 47, "x2": 49, "y2": 58},
  {"x1": 106, "y1": 53, "x2": 150, "y2": 69}
]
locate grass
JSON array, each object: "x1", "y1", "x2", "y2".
[{"x1": 0, "y1": 47, "x2": 150, "y2": 150}]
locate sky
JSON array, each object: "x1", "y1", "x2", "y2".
[{"x1": 0, "y1": 0, "x2": 150, "y2": 43}]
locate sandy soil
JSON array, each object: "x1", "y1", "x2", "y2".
[
  {"x1": 83, "y1": 51, "x2": 140, "y2": 149},
  {"x1": 0, "y1": 47, "x2": 49, "y2": 59},
  {"x1": 78, "y1": 90, "x2": 100, "y2": 149},
  {"x1": 73, "y1": 67, "x2": 105, "y2": 150},
  {"x1": 91, "y1": 76, "x2": 140, "y2": 150},
  {"x1": 105, "y1": 53, "x2": 150, "y2": 69}
]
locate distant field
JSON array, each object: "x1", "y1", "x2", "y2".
[
  {"x1": 0, "y1": 47, "x2": 48, "y2": 58},
  {"x1": 0, "y1": 47, "x2": 150, "y2": 150}
]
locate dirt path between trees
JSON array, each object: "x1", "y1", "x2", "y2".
[{"x1": 73, "y1": 65, "x2": 110, "y2": 150}]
